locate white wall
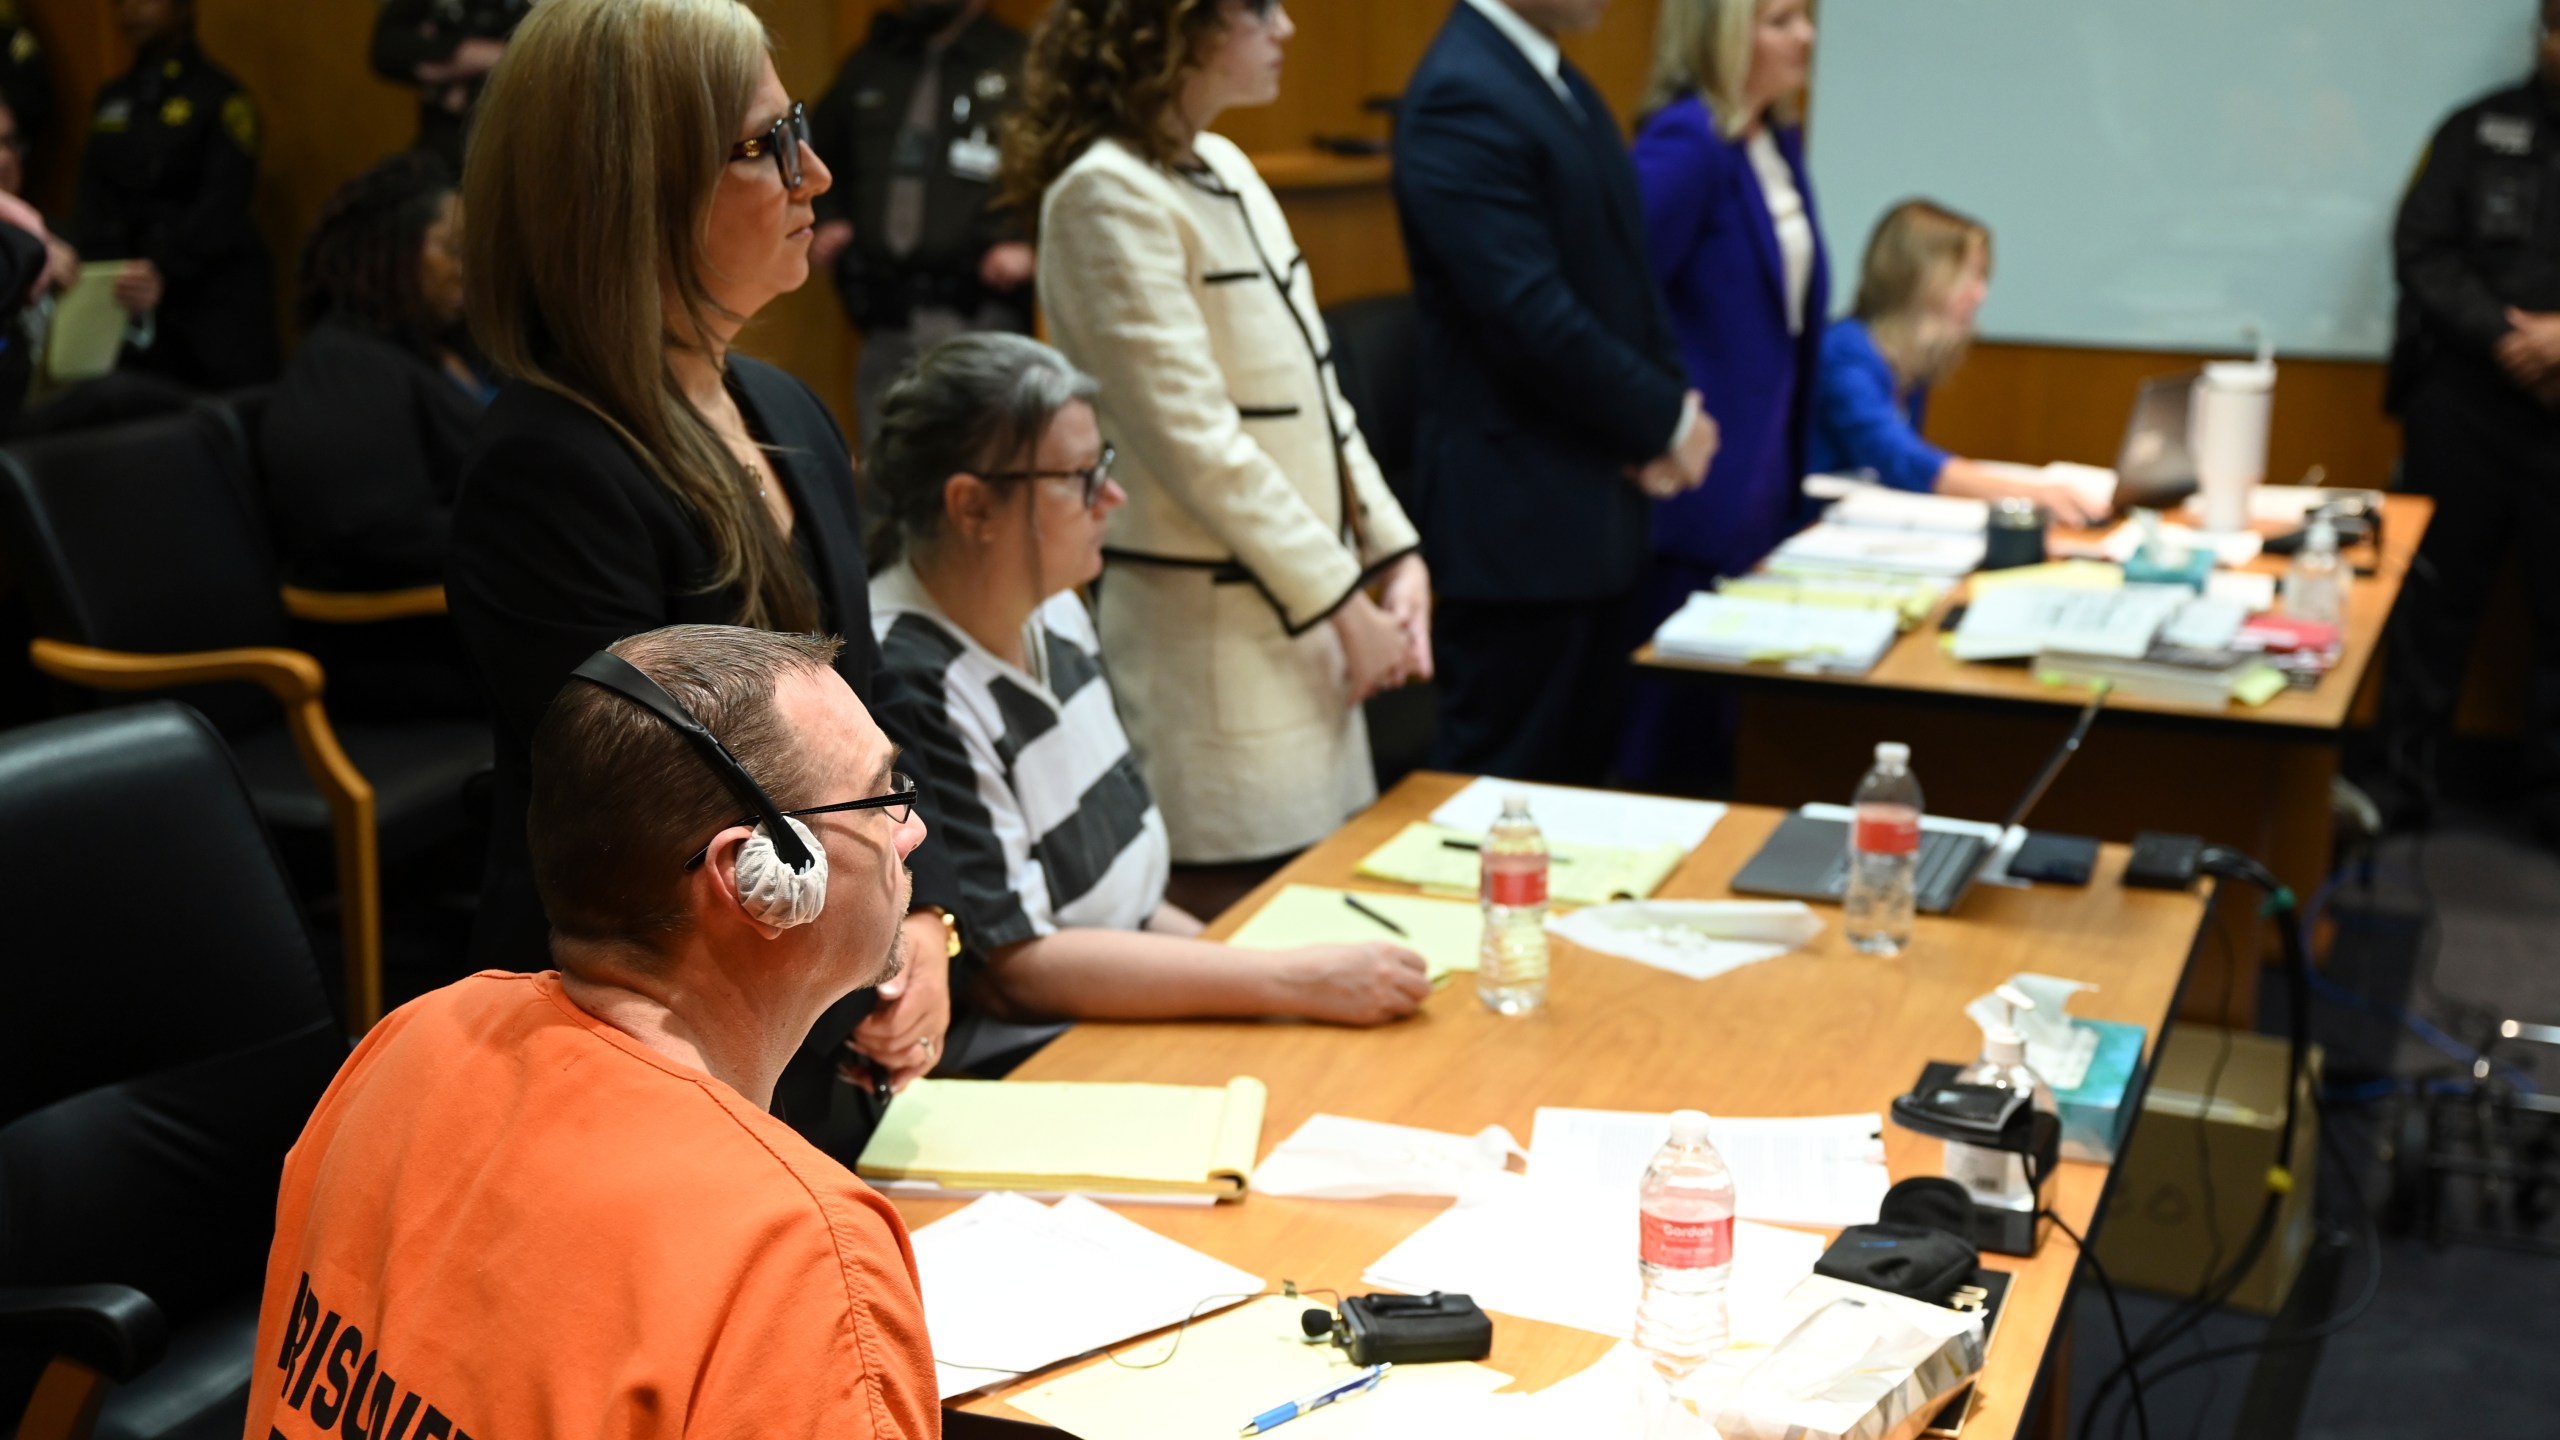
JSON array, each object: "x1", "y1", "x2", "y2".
[{"x1": 1809, "y1": 0, "x2": 2537, "y2": 359}]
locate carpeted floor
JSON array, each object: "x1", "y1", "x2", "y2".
[{"x1": 2064, "y1": 762, "x2": 2560, "y2": 1440}]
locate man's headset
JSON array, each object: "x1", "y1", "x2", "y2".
[{"x1": 569, "y1": 651, "x2": 830, "y2": 928}]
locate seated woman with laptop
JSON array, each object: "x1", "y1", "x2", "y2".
[
  {"x1": 865, "y1": 334, "x2": 1431, "y2": 1045},
  {"x1": 1810, "y1": 199, "x2": 2103, "y2": 527}
]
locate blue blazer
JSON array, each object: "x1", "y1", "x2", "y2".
[
  {"x1": 1393, "y1": 1, "x2": 1690, "y2": 605},
  {"x1": 1630, "y1": 99, "x2": 1830, "y2": 577},
  {"x1": 1807, "y1": 317, "x2": 1948, "y2": 493}
]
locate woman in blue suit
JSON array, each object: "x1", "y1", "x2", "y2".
[
  {"x1": 1620, "y1": 0, "x2": 1821, "y2": 789},
  {"x1": 1811, "y1": 199, "x2": 2101, "y2": 525}
]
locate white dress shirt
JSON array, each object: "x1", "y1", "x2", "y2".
[
  {"x1": 1461, "y1": 0, "x2": 1573, "y2": 107},
  {"x1": 1746, "y1": 129, "x2": 1816, "y2": 335}
]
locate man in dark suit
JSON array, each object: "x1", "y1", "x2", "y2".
[{"x1": 1395, "y1": 0, "x2": 1715, "y2": 785}]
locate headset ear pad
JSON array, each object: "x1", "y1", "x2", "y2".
[{"x1": 731, "y1": 815, "x2": 829, "y2": 929}]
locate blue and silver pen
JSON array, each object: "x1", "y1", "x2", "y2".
[{"x1": 1238, "y1": 1363, "x2": 1391, "y2": 1436}]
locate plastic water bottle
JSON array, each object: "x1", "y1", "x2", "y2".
[
  {"x1": 1844, "y1": 742, "x2": 1921, "y2": 956},
  {"x1": 1476, "y1": 793, "x2": 1549, "y2": 1015},
  {"x1": 1634, "y1": 1108, "x2": 1737, "y2": 1379},
  {"x1": 2283, "y1": 515, "x2": 2348, "y2": 626}
]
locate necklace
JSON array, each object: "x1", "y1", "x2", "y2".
[{"x1": 743, "y1": 460, "x2": 768, "y2": 499}]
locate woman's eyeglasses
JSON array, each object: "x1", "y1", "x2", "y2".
[
  {"x1": 684, "y1": 771, "x2": 919, "y2": 870},
  {"x1": 730, "y1": 101, "x2": 812, "y2": 189},
  {"x1": 981, "y1": 443, "x2": 1117, "y2": 508}
]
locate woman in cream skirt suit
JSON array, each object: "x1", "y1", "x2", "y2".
[{"x1": 1004, "y1": 0, "x2": 1430, "y2": 865}]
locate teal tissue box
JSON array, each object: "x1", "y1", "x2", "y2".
[
  {"x1": 2057, "y1": 1018, "x2": 2146, "y2": 1162},
  {"x1": 2123, "y1": 547, "x2": 2214, "y2": 591}
]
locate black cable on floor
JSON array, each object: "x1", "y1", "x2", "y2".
[{"x1": 2044, "y1": 1208, "x2": 2151, "y2": 1440}]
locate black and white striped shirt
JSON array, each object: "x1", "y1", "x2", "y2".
[{"x1": 871, "y1": 563, "x2": 1171, "y2": 950}]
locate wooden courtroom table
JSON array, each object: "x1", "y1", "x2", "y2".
[
  {"x1": 1635, "y1": 493, "x2": 2431, "y2": 1025},
  {"x1": 916, "y1": 772, "x2": 2211, "y2": 1439}
]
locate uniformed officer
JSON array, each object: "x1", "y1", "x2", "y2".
[
  {"x1": 0, "y1": 0, "x2": 52, "y2": 168},
  {"x1": 70, "y1": 0, "x2": 276, "y2": 391},
  {"x1": 807, "y1": 0, "x2": 1034, "y2": 455},
  {"x1": 369, "y1": 0, "x2": 532, "y2": 173},
  {"x1": 2372, "y1": 0, "x2": 2560, "y2": 838}
]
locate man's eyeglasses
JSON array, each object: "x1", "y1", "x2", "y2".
[
  {"x1": 730, "y1": 101, "x2": 812, "y2": 190},
  {"x1": 685, "y1": 771, "x2": 918, "y2": 869},
  {"x1": 982, "y1": 443, "x2": 1117, "y2": 508}
]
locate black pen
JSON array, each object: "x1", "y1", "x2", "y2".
[
  {"x1": 1341, "y1": 892, "x2": 1409, "y2": 937},
  {"x1": 1439, "y1": 837, "x2": 1571, "y2": 862}
]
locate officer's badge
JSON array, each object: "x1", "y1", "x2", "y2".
[
  {"x1": 159, "y1": 96, "x2": 192, "y2": 128},
  {"x1": 221, "y1": 94, "x2": 258, "y2": 153},
  {"x1": 2480, "y1": 113, "x2": 2534, "y2": 157},
  {"x1": 7, "y1": 29, "x2": 35, "y2": 65},
  {"x1": 974, "y1": 71, "x2": 1008, "y2": 101}
]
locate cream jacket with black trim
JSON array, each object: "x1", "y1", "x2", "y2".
[{"x1": 1037, "y1": 133, "x2": 1420, "y2": 633}]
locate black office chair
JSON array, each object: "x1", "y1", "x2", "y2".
[
  {"x1": 0, "y1": 703, "x2": 350, "y2": 1440},
  {"x1": 1323, "y1": 293, "x2": 1435, "y2": 788},
  {"x1": 1323, "y1": 292, "x2": 1422, "y2": 513},
  {"x1": 0, "y1": 404, "x2": 491, "y2": 1030}
]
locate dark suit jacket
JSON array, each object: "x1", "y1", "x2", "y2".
[
  {"x1": 447, "y1": 354, "x2": 963, "y2": 975},
  {"x1": 1633, "y1": 99, "x2": 1830, "y2": 577},
  {"x1": 1392, "y1": 1, "x2": 1688, "y2": 605}
]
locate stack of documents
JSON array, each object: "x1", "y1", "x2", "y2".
[
  {"x1": 1949, "y1": 583, "x2": 2190, "y2": 662},
  {"x1": 858, "y1": 1075, "x2": 1266, "y2": 1199},
  {"x1": 909, "y1": 1193, "x2": 1264, "y2": 1397},
  {"x1": 1526, "y1": 1109, "x2": 1892, "y2": 1230},
  {"x1": 1718, "y1": 570, "x2": 1949, "y2": 628},
  {"x1": 1224, "y1": 883, "x2": 1481, "y2": 980},
  {"x1": 1428, "y1": 777, "x2": 1726, "y2": 851},
  {"x1": 2059, "y1": 517, "x2": 2264, "y2": 568},
  {"x1": 1773, "y1": 520, "x2": 1987, "y2": 577},
  {"x1": 2034, "y1": 644, "x2": 2287, "y2": 708},
  {"x1": 1652, "y1": 592, "x2": 1899, "y2": 674},
  {"x1": 1823, "y1": 486, "x2": 1990, "y2": 535},
  {"x1": 1356, "y1": 821, "x2": 1688, "y2": 906},
  {"x1": 1252, "y1": 1112, "x2": 1524, "y2": 1200},
  {"x1": 1361, "y1": 1171, "x2": 1829, "y2": 1339}
]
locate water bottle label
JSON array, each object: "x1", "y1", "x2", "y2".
[
  {"x1": 1854, "y1": 803, "x2": 1920, "y2": 856},
  {"x1": 1484, "y1": 863, "x2": 1547, "y2": 907},
  {"x1": 1640, "y1": 1212, "x2": 1733, "y2": 1268}
]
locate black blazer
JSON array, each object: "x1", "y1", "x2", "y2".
[
  {"x1": 260, "y1": 315, "x2": 487, "y2": 590},
  {"x1": 1392, "y1": 2, "x2": 1688, "y2": 605},
  {"x1": 447, "y1": 355, "x2": 964, "y2": 981}
]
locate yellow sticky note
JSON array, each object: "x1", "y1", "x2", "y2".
[
  {"x1": 1014, "y1": 1295, "x2": 1513, "y2": 1440},
  {"x1": 2231, "y1": 664, "x2": 2289, "y2": 707},
  {"x1": 1225, "y1": 884, "x2": 1483, "y2": 980}
]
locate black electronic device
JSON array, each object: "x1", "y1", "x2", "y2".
[
  {"x1": 1301, "y1": 1292, "x2": 1492, "y2": 1366},
  {"x1": 2122, "y1": 830, "x2": 2205, "y2": 890},
  {"x1": 1889, "y1": 1081, "x2": 2028, "y2": 1140},
  {"x1": 1888, "y1": 1063, "x2": 2063, "y2": 1257},
  {"x1": 1732, "y1": 688, "x2": 2107, "y2": 913},
  {"x1": 2006, "y1": 830, "x2": 2099, "y2": 885}
]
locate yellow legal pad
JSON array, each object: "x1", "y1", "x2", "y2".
[
  {"x1": 1353, "y1": 821, "x2": 1687, "y2": 907},
  {"x1": 856, "y1": 1076, "x2": 1267, "y2": 1200},
  {"x1": 1223, "y1": 883, "x2": 1483, "y2": 981}
]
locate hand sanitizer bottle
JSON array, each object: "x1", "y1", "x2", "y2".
[{"x1": 1945, "y1": 986, "x2": 2059, "y2": 1211}]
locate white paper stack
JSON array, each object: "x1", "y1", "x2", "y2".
[
  {"x1": 1546, "y1": 899, "x2": 1824, "y2": 982},
  {"x1": 1949, "y1": 582, "x2": 2190, "y2": 661},
  {"x1": 1252, "y1": 1113, "x2": 1524, "y2": 1200},
  {"x1": 1823, "y1": 486, "x2": 1991, "y2": 535},
  {"x1": 1773, "y1": 520, "x2": 1987, "y2": 577},
  {"x1": 1360, "y1": 1171, "x2": 1829, "y2": 1340},
  {"x1": 1527, "y1": 1109, "x2": 1892, "y2": 1230},
  {"x1": 1428, "y1": 777, "x2": 1725, "y2": 851},
  {"x1": 908, "y1": 1193, "x2": 1263, "y2": 1398},
  {"x1": 1651, "y1": 592, "x2": 1899, "y2": 675}
]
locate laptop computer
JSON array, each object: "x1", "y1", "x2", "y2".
[
  {"x1": 2107, "y1": 371, "x2": 2201, "y2": 515},
  {"x1": 1729, "y1": 690, "x2": 2107, "y2": 914}
]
